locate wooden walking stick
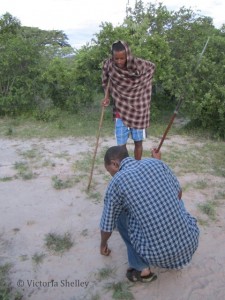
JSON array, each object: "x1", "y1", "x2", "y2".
[
  {"x1": 156, "y1": 97, "x2": 183, "y2": 152},
  {"x1": 156, "y1": 37, "x2": 210, "y2": 153},
  {"x1": 87, "y1": 81, "x2": 110, "y2": 190}
]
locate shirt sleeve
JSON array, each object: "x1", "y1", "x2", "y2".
[
  {"x1": 162, "y1": 162, "x2": 181, "y2": 196},
  {"x1": 100, "y1": 180, "x2": 123, "y2": 232},
  {"x1": 160, "y1": 161, "x2": 181, "y2": 197}
]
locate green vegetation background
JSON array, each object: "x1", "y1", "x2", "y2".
[{"x1": 0, "y1": 1, "x2": 225, "y2": 138}]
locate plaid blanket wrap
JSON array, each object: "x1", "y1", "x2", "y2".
[{"x1": 102, "y1": 41, "x2": 155, "y2": 129}]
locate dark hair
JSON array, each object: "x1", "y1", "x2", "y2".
[
  {"x1": 112, "y1": 41, "x2": 126, "y2": 54},
  {"x1": 104, "y1": 146, "x2": 129, "y2": 165}
]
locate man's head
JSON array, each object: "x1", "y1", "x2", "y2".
[
  {"x1": 104, "y1": 146, "x2": 129, "y2": 176},
  {"x1": 112, "y1": 41, "x2": 127, "y2": 69}
]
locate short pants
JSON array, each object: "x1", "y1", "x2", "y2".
[{"x1": 115, "y1": 118, "x2": 146, "y2": 145}]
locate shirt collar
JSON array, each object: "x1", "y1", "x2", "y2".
[{"x1": 119, "y1": 157, "x2": 136, "y2": 171}]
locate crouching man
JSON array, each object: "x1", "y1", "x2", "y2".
[{"x1": 99, "y1": 146, "x2": 199, "y2": 282}]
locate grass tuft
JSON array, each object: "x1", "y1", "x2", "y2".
[
  {"x1": 198, "y1": 201, "x2": 217, "y2": 220},
  {"x1": 51, "y1": 175, "x2": 74, "y2": 189},
  {"x1": 97, "y1": 266, "x2": 115, "y2": 281},
  {"x1": 214, "y1": 190, "x2": 225, "y2": 200},
  {"x1": 90, "y1": 294, "x2": 101, "y2": 300},
  {"x1": 0, "y1": 176, "x2": 14, "y2": 182},
  {"x1": 32, "y1": 252, "x2": 45, "y2": 265},
  {"x1": 45, "y1": 232, "x2": 73, "y2": 254},
  {"x1": 0, "y1": 263, "x2": 23, "y2": 300},
  {"x1": 105, "y1": 281, "x2": 134, "y2": 300},
  {"x1": 14, "y1": 161, "x2": 36, "y2": 180}
]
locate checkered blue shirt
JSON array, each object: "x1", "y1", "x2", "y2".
[{"x1": 100, "y1": 157, "x2": 199, "y2": 269}]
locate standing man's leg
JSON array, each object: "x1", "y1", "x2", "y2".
[
  {"x1": 134, "y1": 141, "x2": 143, "y2": 160},
  {"x1": 115, "y1": 119, "x2": 146, "y2": 160},
  {"x1": 132, "y1": 128, "x2": 146, "y2": 160},
  {"x1": 115, "y1": 118, "x2": 129, "y2": 150}
]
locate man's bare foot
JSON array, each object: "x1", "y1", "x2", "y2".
[{"x1": 141, "y1": 267, "x2": 151, "y2": 277}]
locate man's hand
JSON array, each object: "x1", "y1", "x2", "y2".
[
  {"x1": 151, "y1": 148, "x2": 161, "y2": 160},
  {"x1": 100, "y1": 243, "x2": 111, "y2": 256},
  {"x1": 101, "y1": 97, "x2": 110, "y2": 107},
  {"x1": 100, "y1": 230, "x2": 112, "y2": 256}
]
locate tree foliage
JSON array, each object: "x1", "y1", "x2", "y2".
[
  {"x1": 0, "y1": 12, "x2": 73, "y2": 115},
  {"x1": 0, "y1": 3, "x2": 225, "y2": 137}
]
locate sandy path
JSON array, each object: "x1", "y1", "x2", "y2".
[{"x1": 0, "y1": 136, "x2": 225, "y2": 300}]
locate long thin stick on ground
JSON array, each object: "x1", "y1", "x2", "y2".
[{"x1": 87, "y1": 82, "x2": 110, "y2": 190}]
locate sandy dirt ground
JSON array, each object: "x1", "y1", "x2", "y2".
[{"x1": 0, "y1": 135, "x2": 225, "y2": 300}]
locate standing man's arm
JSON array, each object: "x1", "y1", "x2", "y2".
[
  {"x1": 100, "y1": 231, "x2": 112, "y2": 256},
  {"x1": 102, "y1": 89, "x2": 110, "y2": 107},
  {"x1": 151, "y1": 148, "x2": 161, "y2": 160}
]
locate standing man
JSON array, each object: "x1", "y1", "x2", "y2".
[
  {"x1": 99, "y1": 146, "x2": 199, "y2": 283},
  {"x1": 102, "y1": 40, "x2": 155, "y2": 160}
]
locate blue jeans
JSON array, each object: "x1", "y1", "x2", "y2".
[{"x1": 116, "y1": 211, "x2": 149, "y2": 271}]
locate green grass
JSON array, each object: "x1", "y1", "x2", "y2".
[
  {"x1": 0, "y1": 102, "x2": 224, "y2": 141},
  {"x1": 198, "y1": 201, "x2": 218, "y2": 221},
  {"x1": 0, "y1": 105, "x2": 185, "y2": 140},
  {"x1": 54, "y1": 151, "x2": 70, "y2": 159},
  {"x1": 14, "y1": 161, "x2": 28, "y2": 172},
  {"x1": 51, "y1": 175, "x2": 75, "y2": 190},
  {"x1": 97, "y1": 266, "x2": 115, "y2": 281},
  {"x1": 105, "y1": 281, "x2": 134, "y2": 300},
  {"x1": 0, "y1": 263, "x2": 22, "y2": 300},
  {"x1": 14, "y1": 161, "x2": 37, "y2": 180},
  {"x1": 42, "y1": 159, "x2": 56, "y2": 168},
  {"x1": 19, "y1": 255, "x2": 29, "y2": 261},
  {"x1": 87, "y1": 189, "x2": 102, "y2": 203},
  {"x1": 19, "y1": 148, "x2": 41, "y2": 160},
  {"x1": 194, "y1": 180, "x2": 208, "y2": 190},
  {"x1": 182, "y1": 180, "x2": 209, "y2": 192},
  {"x1": 0, "y1": 176, "x2": 14, "y2": 182},
  {"x1": 72, "y1": 150, "x2": 105, "y2": 183},
  {"x1": 73, "y1": 152, "x2": 94, "y2": 174},
  {"x1": 150, "y1": 141, "x2": 225, "y2": 178},
  {"x1": 214, "y1": 190, "x2": 225, "y2": 200},
  {"x1": 0, "y1": 107, "x2": 113, "y2": 139},
  {"x1": 90, "y1": 294, "x2": 101, "y2": 300},
  {"x1": 45, "y1": 232, "x2": 73, "y2": 254},
  {"x1": 197, "y1": 218, "x2": 209, "y2": 226},
  {"x1": 32, "y1": 252, "x2": 45, "y2": 265},
  {"x1": 72, "y1": 150, "x2": 106, "y2": 194},
  {"x1": 0, "y1": 263, "x2": 11, "y2": 300},
  {"x1": 4, "y1": 127, "x2": 13, "y2": 136},
  {"x1": 80, "y1": 229, "x2": 88, "y2": 237}
]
